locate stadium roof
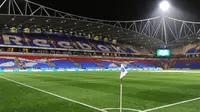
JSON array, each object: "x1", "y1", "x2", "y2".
[{"x1": 0, "y1": 0, "x2": 200, "y2": 50}]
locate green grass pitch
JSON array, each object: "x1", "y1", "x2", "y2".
[{"x1": 0, "y1": 70, "x2": 200, "y2": 112}]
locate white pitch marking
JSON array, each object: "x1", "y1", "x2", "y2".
[
  {"x1": 142, "y1": 70, "x2": 200, "y2": 74},
  {"x1": 103, "y1": 108, "x2": 142, "y2": 112},
  {"x1": 142, "y1": 97, "x2": 200, "y2": 112},
  {"x1": 0, "y1": 76, "x2": 106, "y2": 112}
]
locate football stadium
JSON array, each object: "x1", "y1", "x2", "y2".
[{"x1": 1, "y1": 0, "x2": 200, "y2": 112}]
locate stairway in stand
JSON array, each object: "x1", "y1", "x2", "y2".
[
  {"x1": 22, "y1": 33, "x2": 30, "y2": 46},
  {"x1": 70, "y1": 58, "x2": 82, "y2": 68},
  {"x1": 91, "y1": 59, "x2": 104, "y2": 68}
]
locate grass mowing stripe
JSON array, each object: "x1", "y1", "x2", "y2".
[
  {"x1": 0, "y1": 76, "x2": 106, "y2": 112},
  {"x1": 142, "y1": 97, "x2": 200, "y2": 112}
]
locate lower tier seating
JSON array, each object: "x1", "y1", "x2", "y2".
[
  {"x1": 175, "y1": 62, "x2": 200, "y2": 69},
  {"x1": 0, "y1": 57, "x2": 159, "y2": 69}
]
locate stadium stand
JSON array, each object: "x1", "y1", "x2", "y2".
[
  {"x1": 0, "y1": 55, "x2": 160, "y2": 70},
  {"x1": 4, "y1": 29, "x2": 200, "y2": 70},
  {"x1": 0, "y1": 34, "x2": 135, "y2": 54},
  {"x1": 174, "y1": 60, "x2": 200, "y2": 69},
  {"x1": 186, "y1": 46, "x2": 200, "y2": 53},
  {"x1": 4, "y1": 32, "x2": 200, "y2": 70}
]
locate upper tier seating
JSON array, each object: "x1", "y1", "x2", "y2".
[
  {"x1": 186, "y1": 46, "x2": 200, "y2": 53},
  {"x1": 0, "y1": 33, "x2": 136, "y2": 54}
]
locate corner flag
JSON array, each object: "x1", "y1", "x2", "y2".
[
  {"x1": 119, "y1": 64, "x2": 128, "y2": 112},
  {"x1": 120, "y1": 64, "x2": 128, "y2": 79}
]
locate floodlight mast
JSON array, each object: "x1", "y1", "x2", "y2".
[{"x1": 159, "y1": 1, "x2": 170, "y2": 44}]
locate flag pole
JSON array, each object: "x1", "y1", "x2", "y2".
[
  {"x1": 120, "y1": 64, "x2": 127, "y2": 112},
  {"x1": 120, "y1": 78, "x2": 123, "y2": 112}
]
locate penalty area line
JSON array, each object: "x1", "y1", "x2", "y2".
[
  {"x1": 142, "y1": 97, "x2": 200, "y2": 112},
  {"x1": 0, "y1": 76, "x2": 107, "y2": 112}
]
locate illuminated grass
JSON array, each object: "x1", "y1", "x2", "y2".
[{"x1": 0, "y1": 71, "x2": 200, "y2": 112}]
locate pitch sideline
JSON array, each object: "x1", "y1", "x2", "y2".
[{"x1": 0, "y1": 76, "x2": 107, "y2": 112}]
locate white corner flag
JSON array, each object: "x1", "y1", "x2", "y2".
[
  {"x1": 120, "y1": 64, "x2": 128, "y2": 79},
  {"x1": 119, "y1": 64, "x2": 128, "y2": 112}
]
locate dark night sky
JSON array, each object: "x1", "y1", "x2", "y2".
[{"x1": 33, "y1": 0, "x2": 200, "y2": 21}]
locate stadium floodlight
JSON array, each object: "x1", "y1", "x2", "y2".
[{"x1": 159, "y1": 1, "x2": 170, "y2": 11}]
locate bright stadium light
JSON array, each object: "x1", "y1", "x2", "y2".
[{"x1": 159, "y1": 1, "x2": 170, "y2": 11}]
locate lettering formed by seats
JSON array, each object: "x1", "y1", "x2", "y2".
[{"x1": 0, "y1": 34, "x2": 135, "y2": 53}]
